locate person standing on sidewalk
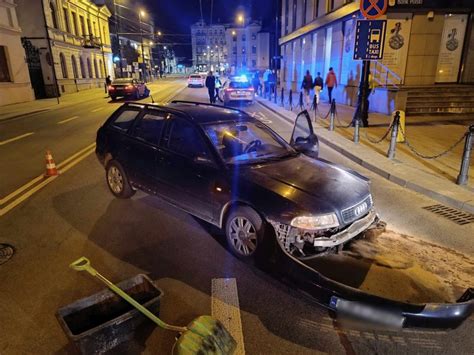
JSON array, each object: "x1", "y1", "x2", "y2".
[
  {"x1": 313, "y1": 72, "x2": 323, "y2": 105},
  {"x1": 263, "y1": 68, "x2": 271, "y2": 98},
  {"x1": 268, "y1": 70, "x2": 277, "y2": 99},
  {"x1": 301, "y1": 70, "x2": 313, "y2": 109},
  {"x1": 325, "y1": 67, "x2": 337, "y2": 103},
  {"x1": 205, "y1": 71, "x2": 216, "y2": 104},
  {"x1": 105, "y1": 75, "x2": 112, "y2": 96}
]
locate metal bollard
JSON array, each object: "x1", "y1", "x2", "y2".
[
  {"x1": 281, "y1": 88, "x2": 284, "y2": 106},
  {"x1": 456, "y1": 125, "x2": 474, "y2": 185},
  {"x1": 353, "y1": 118, "x2": 360, "y2": 143},
  {"x1": 289, "y1": 89, "x2": 293, "y2": 110},
  {"x1": 274, "y1": 86, "x2": 277, "y2": 103},
  {"x1": 329, "y1": 99, "x2": 335, "y2": 131},
  {"x1": 313, "y1": 95, "x2": 318, "y2": 122},
  {"x1": 299, "y1": 92, "x2": 303, "y2": 110},
  {"x1": 387, "y1": 111, "x2": 400, "y2": 159}
]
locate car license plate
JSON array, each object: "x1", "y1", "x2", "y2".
[{"x1": 329, "y1": 296, "x2": 405, "y2": 328}]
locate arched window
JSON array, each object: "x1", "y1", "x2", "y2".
[
  {"x1": 71, "y1": 55, "x2": 78, "y2": 78},
  {"x1": 79, "y1": 56, "x2": 85, "y2": 78},
  {"x1": 59, "y1": 53, "x2": 68, "y2": 78},
  {"x1": 93, "y1": 58, "x2": 99, "y2": 78},
  {"x1": 86, "y1": 57, "x2": 92, "y2": 78},
  {"x1": 98, "y1": 59, "x2": 103, "y2": 78},
  {"x1": 50, "y1": 1, "x2": 58, "y2": 29}
]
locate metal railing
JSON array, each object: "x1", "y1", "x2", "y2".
[{"x1": 371, "y1": 60, "x2": 402, "y2": 89}]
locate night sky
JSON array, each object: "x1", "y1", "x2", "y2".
[{"x1": 146, "y1": 0, "x2": 278, "y2": 60}]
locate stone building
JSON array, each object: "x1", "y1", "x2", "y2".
[
  {"x1": 16, "y1": 0, "x2": 112, "y2": 98},
  {"x1": 279, "y1": 0, "x2": 474, "y2": 115},
  {"x1": 0, "y1": 0, "x2": 34, "y2": 106},
  {"x1": 191, "y1": 20, "x2": 228, "y2": 73}
]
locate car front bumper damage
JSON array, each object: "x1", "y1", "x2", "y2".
[{"x1": 266, "y1": 213, "x2": 474, "y2": 329}]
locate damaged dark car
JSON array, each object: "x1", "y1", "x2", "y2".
[{"x1": 96, "y1": 101, "x2": 474, "y2": 329}]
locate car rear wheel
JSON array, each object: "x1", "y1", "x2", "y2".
[
  {"x1": 106, "y1": 160, "x2": 135, "y2": 199},
  {"x1": 225, "y1": 206, "x2": 263, "y2": 260}
]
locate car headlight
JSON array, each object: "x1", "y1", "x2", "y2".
[{"x1": 290, "y1": 213, "x2": 339, "y2": 230}]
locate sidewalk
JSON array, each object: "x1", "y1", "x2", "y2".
[
  {"x1": 257, "y1": 94, "x2": 474, "y2": 213},
  {"x1": 0, "y1": 88, "x2": 108, "y2": 122}
]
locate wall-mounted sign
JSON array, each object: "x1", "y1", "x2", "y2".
[
  {"x1": 360, "y1": 0, "x2": 388, "y2": 20},
  {"x1": 354, "y1": 20, "x2": 387, "y2": 60}
]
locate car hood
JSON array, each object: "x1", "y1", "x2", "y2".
[{"x1": 242, "y1": 155, "x2": 370, "y2": 218}]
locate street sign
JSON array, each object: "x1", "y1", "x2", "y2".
[
  {"x1": 360, "y1": 0, "x2": 388, "y2": 19},
  {"x1": 354, "y1": 20, "x2": 387, "y2": 60}
]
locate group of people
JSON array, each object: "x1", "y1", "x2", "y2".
[
  {"x1": 301, "y1": 67, "x2": 338, "y2": 108},
  {"x1": 205, "y1": 71, "x2": 223, "y2": 104}
]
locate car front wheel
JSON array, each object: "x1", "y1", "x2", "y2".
[
  {"x1": 106, "y1": 160, "x2": 135, "y2": 199},
  {"x1": 225, "y1": 206, "x2": 263, "y2": 260}
]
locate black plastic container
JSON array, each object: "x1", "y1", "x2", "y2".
[{"x1": 56, "y1": 274, "x2": 163, "y2": 354}]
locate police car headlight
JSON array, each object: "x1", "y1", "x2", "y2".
[{"x1": 290, "y1": 213, "x2": 339, "y2": 230}]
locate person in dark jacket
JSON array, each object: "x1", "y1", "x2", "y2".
[
  {"x1": 301, "y1": 70, "x2": 313, "y2": 108},
  {"x1": 313, "y1": 72, "x2": 323, "y2": 105},
  {"x1": 105, "y1": 75, "x2": 112, "y2": 96},
  {"x1": 205, "y1": 71, "x2": 216, "y2": 104}
]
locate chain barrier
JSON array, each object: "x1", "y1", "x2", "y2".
[
  {"x1": 334, "y1": 105, "x2": 352, "y2": 128},
  {"x1": 398, "y1": 124, "x2": 467, "y2": 160},
  {"x1": 364, "y1": 119, "x2": 395, "y2": 144}
]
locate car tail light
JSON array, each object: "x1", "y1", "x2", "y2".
[
  {"x1": 225, "y1": 88, "x2": 234, "y2": 93},
  {"x1": 125, "y1": 84, "x2": 134, "y2": 89},
  {"x1": 108, "y1": 86, "x2": 114, "y2": 90}
]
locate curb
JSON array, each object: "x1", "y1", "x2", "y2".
[{"x1": 256, "y1": 98, "x2": 474, "y2": 214}]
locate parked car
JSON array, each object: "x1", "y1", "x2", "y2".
[
  {"x1": 187, "y1": 74, "x2": 205, "y2": 87},
  {"x1": 219, "y1": 77, "x2": 255, "y2": 105},
  {"x1": 95, "y1": 101, "x2": 474, "y2": 329},
  {"x1": 108, "y1": 78, "x2": 149, "y2": 100}
]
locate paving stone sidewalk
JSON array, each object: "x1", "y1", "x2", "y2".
[{"x1": 257, "y1": 94, "x2": 474, "y2": 213}]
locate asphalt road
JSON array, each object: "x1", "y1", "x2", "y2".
[{"x1": 0, "y1": 80, "x2": 473, "y2": 355}]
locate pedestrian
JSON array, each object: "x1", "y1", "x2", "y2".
[
  {"x1": 263, "y1": 68, "x2": 271, "y2": 98},
  {"x1": 325, "y1": 67, "x2": 337, "y2": 103},
  {"x1": 105, "y1": 75, "x2": 112, "y2": 96},
  {"x1": 313, "y1": 72, "x2": 323, "y2": 105},
  {"x1": 159, "y1": 68, "x2": 164, "y2": 79},
  {"x1": 301, "y1": 70, "x2": 313, "y2": 109},
  {"x1": 252, "y1": 72, "x2": 260, "y2": 95},
  {"x1": 215, "y1": 75, "x2": 223, "y2": 103},
  {"x1": 205, "y1": 71, "x2": 216, "y2": 104},
  {"x1": 268, "y1": 70, "x2": 276, "y2": 99}
]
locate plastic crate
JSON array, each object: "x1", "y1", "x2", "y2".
[{"x1": 56, "y1": 274, "x2": 163, "y2": 354}]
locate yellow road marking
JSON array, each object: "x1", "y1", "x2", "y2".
[
  {"x1": 211, "y1": 278, "x2": 246, "y2": 355},
  {"x1": 0, "y1": 132, "x2": 34, "y2": 146},
  {"x1": 0, "y1": 143, "x2": 96, "y2": 216},
  {"x1": 57, "y1": 116, "x2": 79, "y2": 124}
]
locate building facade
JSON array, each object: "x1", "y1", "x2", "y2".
[
  {"x1": 279, "y1": 0, "x2": 474, "y2": 114},
  {"x1": 191, "y1": 20, "x2": 227, "y2": 73},
  {"x1": 16, "y1": 0, "x2": 112, "y2": 98},
  {"x1": 0, "y1": 0, "x2": 34, "y2": 106},
  {"x1": 225, "y1": 21, "x2": 270, "y2": 73}
]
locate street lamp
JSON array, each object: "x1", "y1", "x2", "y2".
[
  {"x1": 138, "y1": 9, "x2": 147, "y2": 81},
  {"x1": 237, "y1": 14, "x2": 244, "y2": 25}
]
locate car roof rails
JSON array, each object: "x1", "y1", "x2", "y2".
[{"x1": 170, "y1": 100, "x2": 248, "y2": 115}]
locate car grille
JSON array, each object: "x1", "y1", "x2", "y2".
[{"x1": 341, "y1": 195, "x2": 373, "y2": 224}]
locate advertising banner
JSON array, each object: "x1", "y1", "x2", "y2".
[
  {"x1": 435, "y1": 14, "x2": 468, "y2": 83},
  {"x1": 381, "y1": 14, "x2": 412, "y2": 83}
]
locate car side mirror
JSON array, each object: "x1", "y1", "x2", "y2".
[{"x1": 293, "y1": 134, "x2": 319, "y2": 159}]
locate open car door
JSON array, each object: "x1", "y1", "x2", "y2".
[{"x1": 290, "y1": 110, "x2": 319, "y2": 159}]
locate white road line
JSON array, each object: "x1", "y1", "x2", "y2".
[
  {"x1": 91, "y1": 107, "x2": 104, "y2": 112},
  {"x1": 0, "y1": 132, "x2": 35, "y2": 146},
  {"x1": 211, "y1": 278, "x2": 246, "y2": 355},
  {"x1": 57, "y1": 116, "x2": 79, "y2": 124}
]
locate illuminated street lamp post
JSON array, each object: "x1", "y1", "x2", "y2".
[
  {"x1": 138, "y1": 10, "x2": 146, "y2": 81},
  {"x1": 232, "y1": 30, "x2": 237, "y2": 72}
]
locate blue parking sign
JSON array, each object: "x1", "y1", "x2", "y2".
[{"x1": 353, "y1": 20, "x2": 387, "y2": 60}]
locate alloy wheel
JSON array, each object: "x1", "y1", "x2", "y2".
[
  {"x1": 228, "y1": 217, "x2": 258, "y2": 256},
  {"x1": 107, "y1": 166, "x2": 123, "y2": 194}
]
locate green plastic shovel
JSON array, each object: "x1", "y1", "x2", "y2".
[{"x1": 70, "y1": 257, "x2": 236, "y2": 355}]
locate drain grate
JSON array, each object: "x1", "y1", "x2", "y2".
[
  {"x1": 423, "y1": 204, "x2": 474, "y2": 225},
  {"x1": 0, "y1": 244, "x2": 15, "y2": 265}
]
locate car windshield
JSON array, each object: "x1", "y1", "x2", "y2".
[
  {"x1": 204, "y1": 120, "x2": 295, "y2": 165},
  {"x1": 229, "y1": 81, "x2": 251, "y2": 89},
  {"x1": 112, "y1": 79, "x2": 133, "y2": 84},
  {"x1": 190, "y1": 75, "x2": 201, "y2": 78}
]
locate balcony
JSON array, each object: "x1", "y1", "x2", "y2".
[{"x1": 82, "y1": 35, "x2": 102, "y2": 49}]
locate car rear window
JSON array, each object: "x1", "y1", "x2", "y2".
[
  {"x1": 229, "y1": 81, "x2": 251, "y2": 89},
  {"x1": 190, "y1": 75, "x2": 201, "y2": 79},
  {"x1": 112, "y1": 79, "x2": 132, "y2": 85},
  {"x1": 110, "y1": 109, "x2": 140, "y2": 131}
]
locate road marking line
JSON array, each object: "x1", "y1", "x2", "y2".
[
  {"x1": 211, "y1": 278, "x2": 245, "y2": 355},
  {"x1": 57, "y1": 116, "x2": 79, "y2": 124},
  {"x1": 91, "y1": 107, "x2": 104, "y2": 112},
  {"x1": 0, "y1": 132, "x2": 34, "y2": 146},
  {"x1": 0, "y1": 143, "x2": 96, "y2": 216}
]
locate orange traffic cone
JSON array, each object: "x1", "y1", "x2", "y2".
[{"x1": 44, "y1": 150, "x2": 59, "y2": 177}]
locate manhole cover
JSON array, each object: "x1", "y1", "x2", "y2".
[
  {"x1": 0, "y1": 244, "x2": 15, "y2": 265},
  {"x1": 423, "y1": 204, "x2": 474, "y2": 225}
]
